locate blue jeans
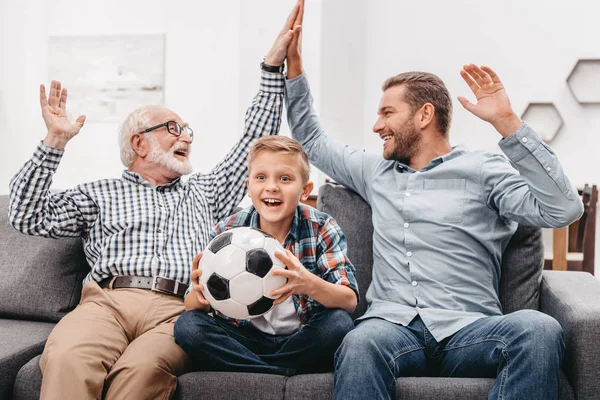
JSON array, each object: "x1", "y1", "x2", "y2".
[
  {"x1": 334, "y1": 310, "x2": 564, "y2": 400},
  {"x1": 174, "y1": 308, "x2": 354, "y2": 376}
]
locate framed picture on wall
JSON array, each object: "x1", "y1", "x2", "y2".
[{"x1": 48, "y1": 34, "x2": 165, "y2": 122}]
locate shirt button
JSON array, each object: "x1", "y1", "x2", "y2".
[
  {"x1": 407, "y1": 251, "x2": 412, "y2": 257},
  {"x1": 412, "y1": 281, "x2": 418, "y2": 287},
  {"x1": 522, "y1": 137, "x2": 528, "y2": 143},
  {"x1": 404, "y1": 223, "x2": 410, "y2": 228},
  {"x1": 405, "y1": 192, "x2": 411, "y2": 197},
  {"x1": 546, "y1": 167, "x2": 551, "y2": 171},
  {"x1": 416, "y1": 306, "x2": 421, "y2": 311}
]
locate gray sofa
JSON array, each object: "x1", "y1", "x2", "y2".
[{"x1": 1, "y1": 183, "x2": 600, "y2": 399}]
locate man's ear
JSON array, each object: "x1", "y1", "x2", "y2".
[
  {"x1": 417, "y1": 103, "x2": 435, "y2": 130},
  {"x1": 130, "y1": 133, "x2": 149, "y2": 157},
  {"x1": 300, "y1": 181, "x2": 314, "y2": 201}
]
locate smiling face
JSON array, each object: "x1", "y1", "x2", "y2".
[
  {"x1": 373, "y1": 85, "x2": 422, "y2": 162},
  {"x1": 247, "y1": 150, "x2": 313, "y2": 238},
  {"x1": 143, "y1": 108, "x2": 193, "y2": 177}
]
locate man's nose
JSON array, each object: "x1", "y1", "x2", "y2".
[
  {"x1": 178, "y1": 130, "x2": 193, "y2": 144},
  {"x1": 373, "y1": 117, "x2": 385, "y2": 134}
]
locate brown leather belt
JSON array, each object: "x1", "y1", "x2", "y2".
[{"x1": 99, "y1": 276, "x2": 188, "y2": 299}]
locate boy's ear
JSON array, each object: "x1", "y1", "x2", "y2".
[
  {"x1": 300, "y1": 181, "x2": 314, "y2": 201},
  {"x1": 245, "y1": 178, "x2": 250, "y2": 198}
]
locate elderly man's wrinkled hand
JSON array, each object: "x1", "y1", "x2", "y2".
[{"x1": 40, "y1": 80, "x2": 86, "y2": 149}]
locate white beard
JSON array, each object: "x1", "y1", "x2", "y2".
[{"x1": 147, "y1": 135, "x2": 193, "y2": 176}]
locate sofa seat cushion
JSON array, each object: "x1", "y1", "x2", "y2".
[
  {"x1": 0, "y1": 320, "x2": 54, "y2": 399},
  {"x1": 13, "y1": 356, "x2": 575, "y2": 399},
  {"x1": 284, "y1": 373, "x2": 574, "y2": 400},
  {"x1": 174, "y1": 371, "x2": 286, "y2": 400},
  {"x1": 0, "y1": 195, "x2": 89, "y2": 322}
]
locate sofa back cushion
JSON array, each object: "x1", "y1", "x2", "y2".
[
  {"x1": 318, "y1": 183, "x2": 543, "y2": 319},
  {"x1": 0, "y1": 195, "x2": 89, "y2": 322}
]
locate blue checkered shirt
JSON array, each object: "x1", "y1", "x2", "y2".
[
  {"x1": 209, "y1": 204, "x2": 359, "y2": 325},
  {"x1": 8, "y1": 71, "x2": 285, "y2": 286}
]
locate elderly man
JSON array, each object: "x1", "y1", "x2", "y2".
[
  {"x1": 7, "y1": 4, "x2": 302, "y2": 399},
  {"x1": 282, "y1": 2, "x2": 583, "y2": 399}
]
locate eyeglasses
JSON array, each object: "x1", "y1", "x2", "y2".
[{"x1": 140, "y1": 121, "x2": 194, "y2": 142}]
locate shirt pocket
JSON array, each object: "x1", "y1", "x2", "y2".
[{"x1": 422, "y1": 179, "x2": 466, "y2": 223}]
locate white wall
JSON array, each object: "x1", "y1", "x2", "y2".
[{"x1": 1, "y1": 0, "x2": 598, "y2": 272}]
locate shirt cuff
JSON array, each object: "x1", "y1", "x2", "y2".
[
  {"x1": 260, "y1": 70, "x2": 285, "y2": 94},
  {"x1": 285, "y1": 72, "x2": 309, "y2": 99},
  {"x1": 31, "y1": 141, "x2": 64, "y2": 170},
  {"x1": 497, "y1": 122, "x2": 541, "y2": 162}
]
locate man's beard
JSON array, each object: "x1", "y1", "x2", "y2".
[
  {"x1": 385, "y1": 117, "x2": 422, "y2": 163},
  {"x1": 146, "y1": 135, "x2": 193, "y2": 176}
]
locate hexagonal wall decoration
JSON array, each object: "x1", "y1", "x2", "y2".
[
  {"x1": 520, "y1": 103, "x2": 564, "y2": 143},
  {"x1": 566, "y1": 59, "x2": 600, "y2": 104}
]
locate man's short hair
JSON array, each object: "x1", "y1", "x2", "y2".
[
  {"x1": 118, "y1": 105, "x2": 165, "y2": 168},
  {"x1": 382, "y1": 72, "x2": 453, "y2": 136},
  {"x1": 248, "y1": 136, "x2": 311, "y2": 182}
]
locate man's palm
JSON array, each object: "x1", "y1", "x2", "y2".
[{"x1": 40, "y1": 81, "x2": 85, "y2": 143}]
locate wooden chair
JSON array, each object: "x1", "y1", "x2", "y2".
[{"x1": 546, "y1": 184, "x2": 597, "y2": 274}]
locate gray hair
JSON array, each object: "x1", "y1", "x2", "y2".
[{"x1": 118, "y1": 105, "x2": 166, "y2": 168}]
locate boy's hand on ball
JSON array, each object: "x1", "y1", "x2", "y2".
[
  {"x1": 270, "y1": 249, "x2": 317, "y2": 305},
  {"x1": 191, "y1": 252, "x2": 210, "y2": 306}
]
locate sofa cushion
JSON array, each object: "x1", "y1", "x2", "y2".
[
  {"x1": 499, "y1": 224, "x2": 544, "y2": 313},
  {"x1": 318, "y1": 184, "x2": 373, "y2": 319},
  {"x1": 0, "y1": 320, "x2": 55, "y2": 399},
  {"x1": 0, "y1": 195, "x2": 89, "y2": 322},
  {"x1": 174, "y1": 371, "x2": 286, "y2": 400},
  {"x1": 318, "y1": 183, "x2": 544, "y2": 316},
  {"x1": 283, "y1": 373, "x2": 574, "y2": 400}
]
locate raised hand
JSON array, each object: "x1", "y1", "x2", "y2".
[
  {"x1": 269, "y1": 249, "x2": 317, "y2": 305},
  {"x1": 286, "y1": 0, "x2": 304, "y2": 79},
  {"x1": 189, "y1": 252, "x2": 210, "y2": 308},
  {"x1": 40, "y1": 80, "x2": 86, "y2": 149},
  {"x1": 457, "y1": 64, "x2": 522, "y2": 138},
  {"x1": 264, "y1": 0, "x2": 303, "y2": 67}
]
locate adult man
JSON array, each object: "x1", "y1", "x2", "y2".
[
  {"x1": 7, "y1": 4, "x2": 302, "y2": 398},
  {"x1": 282, "y1": 6, "x2": 583, "y2": 399}
]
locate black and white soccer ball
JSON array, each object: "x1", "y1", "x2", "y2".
[{"x1": 199, "y1": 227, "x2": 287, "y2": 320}]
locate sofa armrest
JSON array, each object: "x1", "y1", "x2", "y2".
[{"x1": 540, "y1": 270, "x2": 600, "y2": 400}]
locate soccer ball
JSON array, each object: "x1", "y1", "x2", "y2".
[{"x1": 199, "y1": 227, "x2": 288, "y2": 320}]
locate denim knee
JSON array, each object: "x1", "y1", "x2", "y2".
[
  {"x1": 509, "y1": 310, "x2": 564, "y2": 350},
  {"x1": 174, "y1": 310, "x2": 211, "y2": 350}
]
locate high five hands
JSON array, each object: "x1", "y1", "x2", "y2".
[
  {"x1": 40, "y1": 81, "x2": 86, "y2": 149},
  {"x1": 458, "y1": 64, "x2": 523, "y2": 138},
  {"x1": 264, "y1": 0, "x2": 304, "y2": 68}
]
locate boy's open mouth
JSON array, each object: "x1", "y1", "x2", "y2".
[{"x1": 263, "y1": 198, "x2": 282, "y2": 207}]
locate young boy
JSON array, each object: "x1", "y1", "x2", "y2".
[{"x1": 174, "y1": 136, "x2": 359, "y2": 376}]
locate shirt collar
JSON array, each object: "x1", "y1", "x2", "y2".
[
  {"x1": 248, "y1": 205, "x2": 301, "y2": 242},
  {"x1": 394, "y1": 145, "x2": 469, "y2": 172},
  {"x1": 122, "y1": 170, "x2": 182, "y2": 189}
]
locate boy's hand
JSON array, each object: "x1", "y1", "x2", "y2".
[
  {"x1": 189, "y1": 252, "x2": 210, "y2": 308},
  {"x1": 270, "y1": 249, "x2": 317, "y2": 305}
]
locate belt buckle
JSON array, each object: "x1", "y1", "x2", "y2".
[{"x1": 151, "y1": 276, "x2": 179, "y2": 296}]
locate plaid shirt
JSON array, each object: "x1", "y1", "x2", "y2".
[
  {"x1": 210, "y1": 204, "x2": 359, "y2": 326},
  {"x1": 8, "y1": 71, "x2": 284, "y2": 286}
]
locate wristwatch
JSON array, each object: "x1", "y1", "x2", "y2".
[{"x1": 260, "y1": 60, "x2": 285, "y2": 73}]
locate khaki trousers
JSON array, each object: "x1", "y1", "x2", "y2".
[{"x1": 39, "y1": 281, "x2": 190, "y2": 400}]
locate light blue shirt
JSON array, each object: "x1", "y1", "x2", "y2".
[{"x1": 285, "y1": 73, "x2": 583, "y2": 341}]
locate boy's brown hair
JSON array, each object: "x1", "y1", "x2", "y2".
[{"x1": 248, "y1": 136, "x2": 311, "y2": 182}]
